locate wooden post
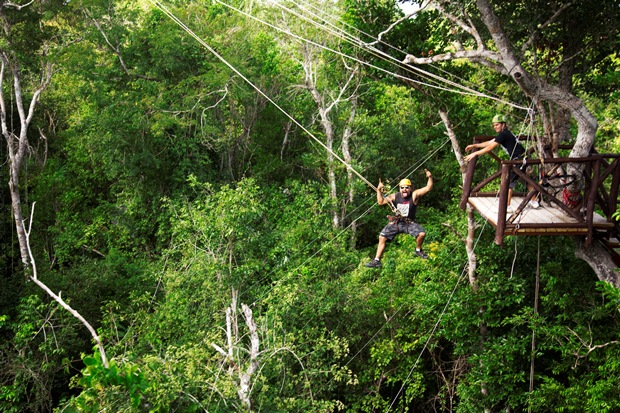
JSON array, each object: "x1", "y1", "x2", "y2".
[
  {"x1": 585, "y1": 159, "x2": 600, "y2": 246},
  {"x1": 495, "y1": 163, "x2": 511, "y2": 245},
  {"x1": 608, "y1": 158, "x2": 620, "y2": 220},
  {"x1": 460, "y1": 157, "x2": 477, "y2": 210}
]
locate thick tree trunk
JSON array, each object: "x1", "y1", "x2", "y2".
[
  {"x1": 475, "y1": 0, "x2": 598, "y2": 160},
  {"x1": 574, "y1": 239, "x2": 620, "y2": 287}
]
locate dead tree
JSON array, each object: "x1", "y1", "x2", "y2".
[{"x1": 212, "y1": 290, "x2": 260, "y2": 411}]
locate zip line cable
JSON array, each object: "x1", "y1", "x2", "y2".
[
  {"x1": 327, "y1": 212, "x2": 492, "y2": 401},
  {"x1": 387, "y1": 211, "x2": 493, "y2": 411},
  {"x1": 264, "y1": 0, "x2": 463, "y2": 87},
  {"x1": 292, "y1": 0, "x2": 523, "y2": 109},
  {"x1": 146, "y1": 0, "x2": 458, "y2": 301},
  {"x1": 238, "y1": 135, "x2": 452, "y2": 304},
  {"x1": 252, "y1": 0, "x2": 530, "y2": 111},
  {"x1": 235, "y1": 135, "x2": 452, "y2": 309},
  {"x1": 211, "y1": 0, "x2": 529, "y2": 110}
]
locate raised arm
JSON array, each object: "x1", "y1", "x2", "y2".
[
  {"x1": 412, "y1": 169, "x2": 433, "y2": 202},
  {"x1": 376, "y1": 179, "x2": 395, "y2": 206}
]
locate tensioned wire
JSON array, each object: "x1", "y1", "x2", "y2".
[
  {"x1": 146, "y1": 0, "x2": 459, "y2": 242},
  {"x1": 146, "y1": 0, "x2": 506, "y2": 407},
  {"x1": 237, "y1": 136, "x2": 452, "y2": 300},
  {"x1": 269, "y1": 0, "x2": 505, "y2": 99},
  {"x1": 148, "y1": 0, "x2": 461, "y2": 313},
  {"x1": 211, "y1": 0, "x2": 529, "y2": 110},
  {"x1": 219, "y1": 0, "x2": 530, "y2": 111},
  {"x1": 290, "y1": 0, "x2": 520, "y2": 108},
  {"x1": 386, "y1": 209, "x2": 492, "y2": 411},
  {"x1": 260, "y1": 0, "x2": 513, "y2": 105}
]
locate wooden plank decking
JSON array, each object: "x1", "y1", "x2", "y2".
[{"x1": 468, "y1": 196, "x2": 614, "y2": 237}]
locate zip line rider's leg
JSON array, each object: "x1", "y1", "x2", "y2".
[
  {"x1": 366, "y1": 235, "x2": 388, "y2": 268},
  {"x1": 375, "y1": 235, "x2": 388, "y2": 260},
  {"x1": 416, "y1": 232, "x2": 426, "y2": 250}
]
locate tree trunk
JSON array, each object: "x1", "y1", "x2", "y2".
[
  {"x1": 574, "y1": 239, "x2": 620, "y2": 288},
  {"x1": 211, "y1": 290, "x2": 260, "y2": 411},
  {"x1": 475, "y1": 0, "x2": 598, "y2": 160},
  {"x1": 300, "y1": 45, "x2": 360, "y2": 230},
  {"x1": 342, "y1": 96, "x2": 358, "y2": 247},
  {"x1": 440, "y1": 108, "x2": 494, "y2": 406}
]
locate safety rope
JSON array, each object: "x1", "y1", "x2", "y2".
[
  {"x1": 386, "y1": 212, "x2": 492, "y2": 411},
  {"x1": 528, "y1": 236, "x2": 541, "y2": 412}
]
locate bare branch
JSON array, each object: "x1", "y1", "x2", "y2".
[
  {"x1": 324, "y1": 64, "x2": 357, "y2": 114},
  {"x1": 567, "y1": 325, "x2": 620, "y2": 368},
  {"x1": 26, "y1": 61, "x2": 54, "y2": 126},
  {"x1": 441, "y1": 222, "x2": 466, "y2": 243},
  {"x1": 25, "y1": 203, "x2": 109, "y2": 368},
  {"x1": 372, "y1": 0, "x2": 431, "y2": 46},
  {"x1": 433, "y1": 0, "x2": 484, "y2": 48},
  {"x1": 86, "y1": 11, "x2": 131, "y2": 76},
  {"x1": 239, "y1": 304, "x2": 259, "y2": 407},
  {"x1": 2, "y1": 0, "x2": 35, "y2": 10},
  {"x1": 211, "y1": 343, "x2": 229, "y2": 358},
  {"x1": 212, "y1": 292, "x2": 261, "y2": 410},
  {"x1": 403, "y1": 49, "x2": 502, "y2": 68},
  {"x1": 81, "y1": 245, "x2": 106, "y2": 257},
  {"x1": 438, "y1": 108, "x2": 465, "y2": 169}
]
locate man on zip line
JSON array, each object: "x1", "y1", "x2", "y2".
[{"x1": 366, "y1": 169, "x2": 433, "y2": 268}]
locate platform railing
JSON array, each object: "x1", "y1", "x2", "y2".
[{"x1": 460, "y1": 153, "x2": 620, "y2": 246}]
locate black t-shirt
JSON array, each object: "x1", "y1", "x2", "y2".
[{"x1": 494, "y1": 129, "x2": 525, "y2": 159}]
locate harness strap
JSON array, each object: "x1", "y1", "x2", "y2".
[{"x1": 387, "y1": 215, "x2": 415, "y2": 224}]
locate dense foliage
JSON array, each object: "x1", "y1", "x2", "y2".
[{"x1": 1, "y1": 0, "x2": 619, "y2": 412}]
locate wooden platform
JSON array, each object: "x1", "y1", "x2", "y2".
[{"x1": 468, "y1": 196, "x2": 614, "y2": 237}]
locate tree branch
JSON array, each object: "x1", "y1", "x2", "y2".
[
  {"x1": 403, "y1": 49, "x2": 504, "y2": 73},
  {"x1": 372, "y1": 1, "x2": 431, "y2": 46},
  {"x1": 2, "y1": 0, "x2": 35, "y2": 10},
  {"x1": 434, "y1": 0, "x2": 484, "y2": 48},
  {"x1": 25, "y1": 203, "x2": 109, "y2": 368},
  {"x1": 567, "y1": 324, "x2": 620, "y2": 368}
]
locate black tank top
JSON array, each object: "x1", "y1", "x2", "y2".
[{"x1": 394, "y1": 193, "x2": 417, "y2": 220}]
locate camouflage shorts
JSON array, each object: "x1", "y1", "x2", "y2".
[{"x1": 380, "y1": 220, "x2": 425, "y2": 241}]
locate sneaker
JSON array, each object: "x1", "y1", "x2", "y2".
[
  {"x1": 365, "y1": 259, "x2": 382, "y2": 268},
  {"x1": 529, "y1": 200, "x2": 540, "y2": 208},
  {"x1": 506, "y1": 206, "x2": 514, "y2": 214},
  {"x1": 415, "y1": 250, "x2": 428, "y2": 259}
]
